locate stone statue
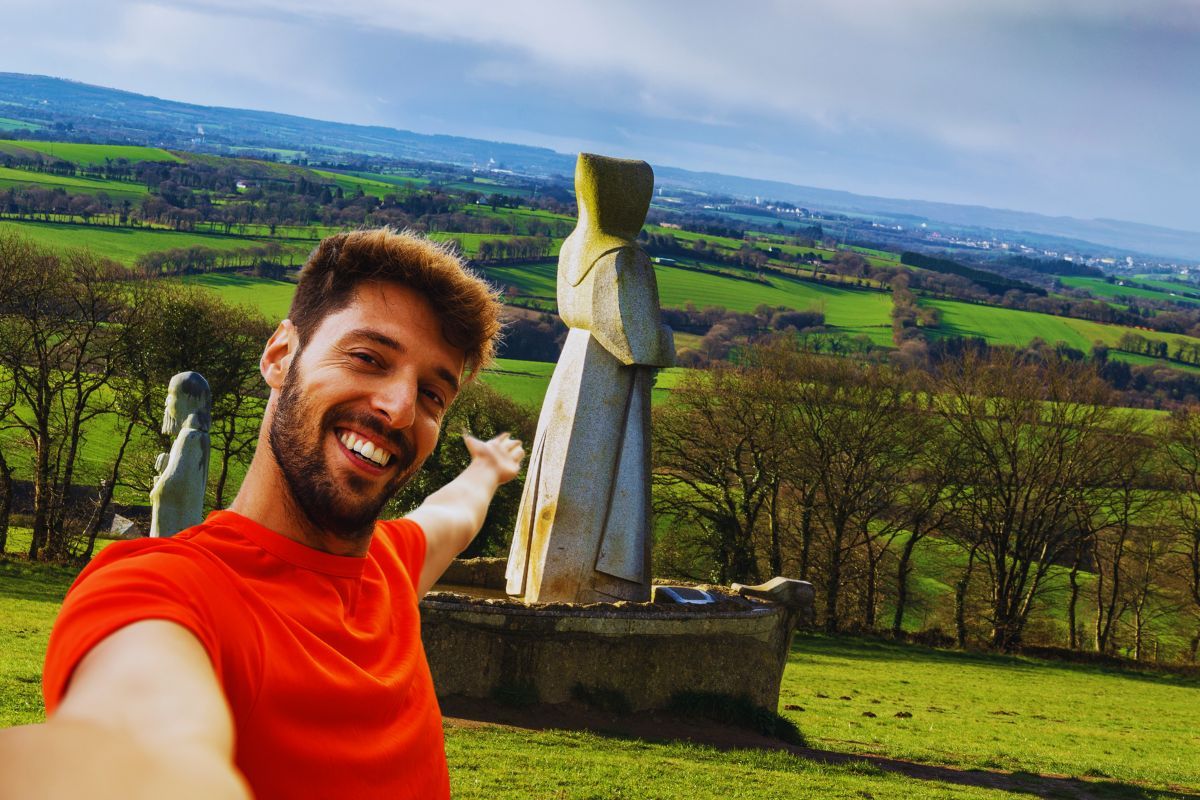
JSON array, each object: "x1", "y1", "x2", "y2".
[
  {"x1": 149, "y1": 371, "x2": 211, "y2": 537},
  {"x1": 506, "y1": 153, "x2": 674, "y2": 603}
]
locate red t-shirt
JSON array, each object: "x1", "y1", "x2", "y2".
[{"x1": 43, "y1": 510, "x2": 449, "y2": 800}]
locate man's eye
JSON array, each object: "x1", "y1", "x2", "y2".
[
  {"x1": 422, "y1": 388, "x2": 445, "y2": 408},
  {"x1": 352, "y1": 352, "x2": 378, "y2": 367}
]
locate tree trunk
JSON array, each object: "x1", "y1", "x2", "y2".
[
  {"x1": 1067, "y1": 551, "x2": 1082, "y2": 650},
  {"x1": 955, "y1": 544, "x2": 978, "y2": 648},
  {"x1": 892, "y1": 525, "x2": 921, "y2": 637},
  {"x1": 81, "y1": 417, "x2": 137, "y2": 561},
  {"x1": 863, "y1": 533, "x2": 878, "y2": 630},
  {"x1": 797, "y1": 486, "x2": 814, "y2": 581},
  {"x1": 767, "y1": 480, "x2": 782, "y2": 576},
  {"x1": 0, "y1": 450, "x2": 12, "y2": 555},
  {"x1": 30, "y1": 423, "x2": 53, "y2": 559}
]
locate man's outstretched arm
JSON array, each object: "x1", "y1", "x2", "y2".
[
  {"x1": 0, "y1": 620, "x2": 251, "y2": 799},
  {"x1": 407, "y1": 432, "x2": 525, "y2": 596}
]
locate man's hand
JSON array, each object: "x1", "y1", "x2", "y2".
[
  {"x1": 463, "y1": 431, "x2": 525, "y2": 485},
  {"x1": 408, "y1": 430, "x2": 527, "y2": 595}
]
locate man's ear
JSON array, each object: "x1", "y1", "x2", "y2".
[{"x1": 261, "y1": 320, "x2": 297, "y2": 390}]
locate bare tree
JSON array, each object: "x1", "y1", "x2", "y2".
[
  {"x1": 653, "y1": 349, "x2": 796, "y2": 584},
  {"x1": 789, "y1": 357, "x2": 925, "y2": 632},
  {"x1": 0, "y1": 232, "x2": 131, "y2": 560},
  {"x1": 933, "y1": 351, "x2": 1118, "y2": 651}
]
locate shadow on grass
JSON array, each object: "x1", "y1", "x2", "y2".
[
  {"x1": 442, "y1": 696, "x2": 1198, "y2": 800},
  {"x1": 790, "y1": 632, "x2": 1200, "y2": 690},
  {"x1": 0, "y1": 558, "x2": 77, "y2": 604}
]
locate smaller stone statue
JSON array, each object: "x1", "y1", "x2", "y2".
[{"x1": 149, "y1": 372, "x2": 211, "y2": 537}]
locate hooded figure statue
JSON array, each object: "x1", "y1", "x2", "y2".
[
  {"x1": 149, "y1": 371, "x2": 211, "y2": 537},
  {"x1": 506, "y1": 153, "x2": 674, "y2": 604}
]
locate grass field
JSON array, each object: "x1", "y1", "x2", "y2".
[
  {"x1": 480, "y1": 261, "x2": 896, "y2": 345},
  {"x1": 0, "y1": 140, "x2": 181, "y2": 166},
  {"x1": 0, "y1": 165, "x2": 148, "y2": 200},
  {"x1": 1061, "y1": 276, "x2": 1200, "y2": 307},
  {"x1": 1111, "y1": 350, "x2": 1200, "y2": 376},
  {"x1": 309, "y1": 169, "x2": 405, "y2": 200},
  {"x1": 3, "y1": 542, "x2": 1196, "y2": 797},
  {"x1": 1133, "y1": 275, "x2": 1200, "y2": 293},
  {"x1": 0, "y1": 220, "x2": 305, "y2": 267},
  {"x1": 928, "y1": 298, "x2": 1200, "y2": 353},
  {"x1": 0, "y1": 117, "x2": 40, "y2": 132}
]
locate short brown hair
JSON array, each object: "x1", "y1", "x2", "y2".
[{"x1": 289, "y1": 229, "x2": 502, "y2": 375}]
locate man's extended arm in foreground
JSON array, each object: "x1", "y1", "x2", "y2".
[
  {"x1": 0, "y1": 620, "x2": 251, "y2": 799},
  {"x1": 408, "y1": 431, "x2": 525, "y2": 596}
]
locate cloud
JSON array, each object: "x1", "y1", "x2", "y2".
[{"x1": 0, "y1": 0, "x2": 1197, "y2": 228}]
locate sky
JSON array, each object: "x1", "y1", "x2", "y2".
[{"x1": 3, "y1": 0, "x2": 1198, "y2": 231}]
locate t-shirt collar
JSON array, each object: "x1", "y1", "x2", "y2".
[{"x1": 206, "y1": 509, "x2": 369, "y2": 579}]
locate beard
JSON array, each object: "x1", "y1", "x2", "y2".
[{"x1": 268, "y1": 357, "x2": 420, "y2": 542}]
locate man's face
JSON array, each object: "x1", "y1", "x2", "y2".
[{"x1": 267, "y1": 282, "x2": 465, "y2": 541}]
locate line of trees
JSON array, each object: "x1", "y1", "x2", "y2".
[
  {"x1": 653, "y1": 341, "x2": 1200, "y2": 659},
  {"x1": 0, "y1": 231, "x2": 271, "y2": 561}
]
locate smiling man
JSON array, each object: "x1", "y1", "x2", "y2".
[{"x1": 0, "y1": 229, "x2": 524, "y2": 799}]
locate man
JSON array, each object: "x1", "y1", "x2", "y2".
[{"x1": 0, "y1": 229, "x2": 524, "y2": 799}]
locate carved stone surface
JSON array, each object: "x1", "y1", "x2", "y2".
[
  {"x1": 506, "y1": 154, "x2": 674, "y2": 604},
  {"x1": 149, "y1": 371, "x2": 211, "y2": 537}
]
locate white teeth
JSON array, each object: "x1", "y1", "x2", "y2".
[{"x1": 338, "y1": 431, "x2": 391, "y2": 467}]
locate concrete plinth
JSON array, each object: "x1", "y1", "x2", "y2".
[{"x1": 423, "y1": 560, "x2": 812, "y2": 714}]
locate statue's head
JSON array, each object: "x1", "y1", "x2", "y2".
[
  {"x1": 574, "y1": 153, "x2": 653, "y2": 241},
  {"x1": 163, "y1": 371, "x2": 212, "y2": 435}
]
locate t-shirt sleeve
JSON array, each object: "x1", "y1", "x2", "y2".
[
  {"x1": 376, "y1": 518, "x2": 427, "y2": 593},
  {"x1": 43, "y1": 544, "x2": 231, "y2": 714}
]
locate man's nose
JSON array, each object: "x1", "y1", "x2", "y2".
[{"x1": 371, "y1": 375, "x2": 417, "y2": 429}]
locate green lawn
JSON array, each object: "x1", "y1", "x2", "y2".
[
  {"x1": 3, "y1": 546, "x2": 1195, "y2": 797},
  {"x1": 0, "y1": 220, "x2": 305, "y2": 267},
  {"x1": 779, "y1": 634, "x2": 1200, "y2": 793},
  {"x1": 0, "y1": 165, "x2": 147, "y2": 201},
  {"x1": 0, "y1": 140, "x2": 181, "y2": 166}
]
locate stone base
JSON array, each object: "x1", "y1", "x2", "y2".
[{"x1": 420, "y1": 588, "x2": 800, "y2": 714}]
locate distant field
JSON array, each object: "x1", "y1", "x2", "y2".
[
  {"x1": 0, "y1": 165, "x2": 147, "y2": 200},
  {"x1": 175, "y1": 274, "x2": 296, "y2": 321},
  {"x1": 927, "y1": 298, "x2": 1200, "y2": 352},
  {"x1": 310, "y1": 169, "x2": 403, "y2": 200},
  {"x1": 340, "y1": 170, "x2": 427, "y2": 189},
  {"x1": 1133, "y1": 275, "x2": 1200, "y2": 293},
  {"x1": 1061, "y1": 275, "x2": 1200, "y2": 306},
  {"x1": 480, "y1": 261, "x2": 895, "y2": 345},
  {"x1": 1110, "y1": 350, "x2": 1200, "y2": 376},
  {"x1": 0, "y1": 140, "x2": 181, "y2": 165},
  {"x1": 429, "y1": 232, "x2": 564, "y2": 259},
  {"x1": 0, "y1": 220, "x2": 299, "y2": 266},
  {"x1": 0, "y1": 117, "x2": 40, "y2": 132}
]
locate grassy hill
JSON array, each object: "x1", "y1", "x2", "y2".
[
  {"x1": 0, "y1": 220, "x2": 308, "y2": 267},
  {"x1": 3, "y1": 541, "x2": 1197, "y2": 796},
  {"x1": 0, "y1": 140, "x2": 180, "y2": 165},
  {"x1": 0, "y1": 165, "x2": 148, "y2": 201},
  {"x1": 927, "y1": 297, "x2": 1200, "y2": 353},
  {"x1": 1060, "y1": 275, "x2": 1200, "y2": 307}
]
